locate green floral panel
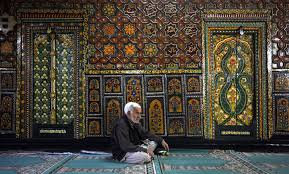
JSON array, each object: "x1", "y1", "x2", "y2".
[
  {"x1": 56, "y1": 34, "x2": 75, "y2": 124},
  {"x1": 33, "y1": 34, "x2": 51, "y2": 124}
]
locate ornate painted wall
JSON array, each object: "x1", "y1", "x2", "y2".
[
  {"x1": 0, "y1": 0, "x2": 16, "y2": 134},
  {"x1": 0, "y1": 0, "x2": 288, "y2": 141}
]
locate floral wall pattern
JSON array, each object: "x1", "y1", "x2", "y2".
[
  {"x1": 0, "y1": 0, "x2": 16, "y2": 134},
  {"x1": 0, "y1": 0, "x2": 288, "y2": 141}
]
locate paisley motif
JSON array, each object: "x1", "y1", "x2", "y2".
[{"x1": 213, "y1": 36, "x2": 253, "y2": 126}]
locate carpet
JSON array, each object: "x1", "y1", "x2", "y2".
[
  {"x1": 1, "y1": 150, "x2": 289, "y2": 174},
  {"x1": 155, "y1": 149, "x2": 260, "y2": 174},
  {"x1": 0, "y1": 151, "x2": 73, "y2": 174},
  {"x1": 53, "y1": 154, "x2": 154, "y2": 174},
  {"x1": 230, "y1": 151, "x2": 289, "y2": 174}
]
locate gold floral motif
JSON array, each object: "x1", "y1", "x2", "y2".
[
  {"x1": 103, "y1": 44, "x2": 115, "y2": 56},
  {"x1": 103, "y1": 24, "x2": 115, "y2": 36},
  {"x1": 144, "y1": 44, "x2": 158, "y2": 57},
  {"x1": 102, "y1": 3, "x2": 115, "y2": 16},
  {"x1": 124, "y1": 23, "x2": 136, "y2": 36},
  {"x1": 0, "y1": 41, "x2": 13, "y2": 55},
  {"x1": 124, "y1": 43, "x2": 136, "y2": 57}
]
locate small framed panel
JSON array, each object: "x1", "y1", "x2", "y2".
[
  {"x1": 86, "y1": 117, "x2": 103, "y2": 137},
  {"x1": 103, "y1": 75, "x2": 123, "y2": 95},
  {"x1": 0, "y1": 71, "x2": 16, "y2": 91},
  {"x1": 144, "y1": 75, "x2": 164, "y2": 95},
  {"x1": 124, "y1": 75, "x2": 144, "y2": 110},
  {"x1": 273, "y1": 72, "x2": 289, "y2": 93},
  {"x1": 86, "y1": 75, "x2": 102, "y2": 116},
  {"x1": 104, "y1": 96, "x2": 123, "y2": 136},
  {"x1": 186, "y1": 96, "x2": 202, "y2": 136},
  {"x1": 167, "y1": 117, "x2": 185, "y2": 136},
  {"x1": 146, "y1": 96, "x2": 166, "y2": 136},
  {"x1": 166, "y1": 75, "x2": 184, "y2": 115},
  {"x1": 0, "y1": 92, "x2": 15, "y2": 132},
  {"x1": 273, "y1": 94, "x2": 289, "y2": 135},
  {"x1": 185, "y1": 74, "x2": 202, "y2": 94}
]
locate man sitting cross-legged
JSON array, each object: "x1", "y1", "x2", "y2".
[{"x1": 111, "y1": 102, "x2": 169, "y2": 164}]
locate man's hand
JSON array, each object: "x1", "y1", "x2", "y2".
[
  {"x1": 161, "y1": 140, "x2": 169, "y2": 151},
  {"x1": 147, "y1": 145, "x2": 155, "y2": 157}
]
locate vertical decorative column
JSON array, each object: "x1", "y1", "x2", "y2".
[{"x1": 49, "y1": 29, "x2": 57, "y2": 124}]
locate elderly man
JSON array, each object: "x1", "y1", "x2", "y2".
[{"x1": 111, "y1": 102, "x2": 169, "y2": 164}]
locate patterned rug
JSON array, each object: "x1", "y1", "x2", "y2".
[
  {"x1": 0, "y1": 151, "x2": 154, "y2": 174},
  {"x1": 155, "y1": 149, "x2": 289, "y2": 174},
  {"x1": 155, "y1": 149, "x2": 260, "y2": 174},
  {"x1": 53, "y1": 154, "x2": 154, "y2": 174},
  {"x1": 1, "y1": 150, "x2": 289, "y2": 174},
  {"x1": 230, "y1": 151, "x2": 289, "y2": 174},
  {"x1": 0, "y1": 151, "x2": 72, "y2": 174}
]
